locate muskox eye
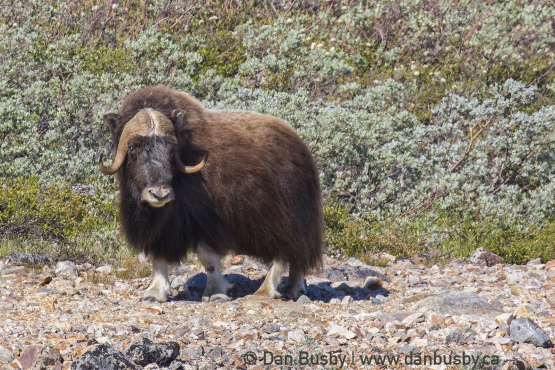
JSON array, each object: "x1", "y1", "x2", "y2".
[{"x1": 128, "y1": 145, "x2": 135, "y2": 152}]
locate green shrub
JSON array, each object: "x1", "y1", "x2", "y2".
[
  {"x1": 0, "y1": 175, "x2": 116, "y2": 240},
  {"x1": 324, "y1": 201, "x2": 426, "y2": 261},
  {"x1": 0, "y1": 176, "x2": 121, "y2": 263},
  {"x1": 438, "y1": 213, "x2": 555, "y2": 264},
  {"x1": 1, "y1": 0, "x2": 555, "y2": 263}
]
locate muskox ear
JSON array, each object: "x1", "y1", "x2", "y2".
[
  {"x1": 104, "y1": 113, "x2": 121, "y2": 135},
  {"x1": 171, "y1": 109, "x2": 192, "y2": 141},
  {"x1": 171, "y1": 109, "x2": 187, "y2": 124}
]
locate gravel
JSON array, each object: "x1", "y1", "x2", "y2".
[{"x1": 0, "y1": 253, "x2": 552, "y2": 369}]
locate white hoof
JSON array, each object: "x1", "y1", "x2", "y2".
[
  {"x1": 202, "y1": 279, "x2": 232, "y2": 301},
  {"x1": 253, "y1": 287, "x2": 282, "y2": 299},
  {"x1": 252, "y1": 261, "x2": 284, "y2": 299},
  {"x1": 203, "y1": 293, "x2": 232, "y2": 302},
  {"x1": 142, "y1": 288, "x2": 170, "y2": 302},
  {"x1": 142, "y1": 281, "x2": 171, "y2": 302},
  {"x1": 143, "y1": 258, "x2": 171, "y2": 302}
]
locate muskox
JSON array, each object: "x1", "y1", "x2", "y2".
[{"x1": 99, "y1": 86, "x2": 323, "y2": 302}]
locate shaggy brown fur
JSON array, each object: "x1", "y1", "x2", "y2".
[{"x1": 105, "y1": 85, "x2": 323, "y2": 277}]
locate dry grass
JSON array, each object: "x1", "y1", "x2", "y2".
[{"x1": 114, "y1": 255, "x2": 152, "y2": 280}]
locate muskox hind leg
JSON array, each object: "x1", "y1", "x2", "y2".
[
  {"x1": 197, "y1": 244, "x2": 232, "y2": 302},
  {"x1": 253, "y1": 261, "x2": 284, "y2": 299},
  {"x1": 281, "y1": 264, "x2": 307, "y2": 300},
  {"x1": 142, "y1": 258, "x2": 172, "y2": 303}
]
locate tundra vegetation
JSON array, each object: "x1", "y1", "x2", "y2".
[{"x1": 1, "y1": 0, "x2": 555, "y2": 266}]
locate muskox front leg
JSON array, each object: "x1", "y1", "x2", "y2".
[
  {"x1": 142, "y1": 258, "x2": 172, "y2": 303},
  {"x1": 197, "y1": 244, "x2": 231, "y2": 302}
]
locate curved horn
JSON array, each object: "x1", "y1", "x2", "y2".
[
  {"x1": 175, "y1": 151, "x2": 208, "y2": 174},
  {"x1": 98, "y1": 131, "x2": 132, "y2": 175},
  {"x1": 99, "y1": 110, "x2": 156, "y2": 175}
]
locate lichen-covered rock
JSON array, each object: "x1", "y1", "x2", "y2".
[
  {"x1": 398, "y1": 345, "x2": 421, "y2": 355},
  {"x1": 71, "y1": 344, "x2": 139, "y2": 370},
  {"x1": 261, "y1": 324, "x2": 280, "y2": 334},
  {"x1": 295, "y1": 295, "x2": 311, "y2": 304},
  {"x1": 288, "y1": 330, "x2": 306, "y2": 343},
  {"x1": 124, "y1": 338, "x2": 179, "y2": 367},
  {"x1": 327, "y1": 324, "x2": 357, "y2": 339},
  {"x1": 39, "y1": 346, "x2": 63, "y2": 366},
  {"x1": 181, "y1": 346, "x2": 204, "y2": 360},
  {"x1": 5, "y1": 253, "x2": 52, "y2": 266},
  {"x1": 167, "y1": 359, "x2": 194, "y2": 370},
  {"x1": 1, "y1": 266, "x2": 25, "y2": 276},
  {"x1": 170, "y1": 276, "x2": 188, "y2": 290},
  {"x1": 321, "y1": 266, "x2": 388, "y2": 283},
  {"x1": 95, "y1": 265, "x2": 113, "y2": 275},
  {"x1": 402, "y1": 312, "x2": 425, "y2": 326}
]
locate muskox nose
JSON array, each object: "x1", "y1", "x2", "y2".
[
  {"x1": 142, "y1": 186, "x2": 175, "y2": 207},
  {"x1": 149, "y1": 187, "x2": 170, "y2": 200}
]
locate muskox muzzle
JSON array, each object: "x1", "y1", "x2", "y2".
[{"x1": 142, "y1": 186, "x2": 175, "y2": 207}]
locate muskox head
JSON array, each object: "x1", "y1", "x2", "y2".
[{"x1": 99, "y1": 108, "x2": 207, "y2": 208}]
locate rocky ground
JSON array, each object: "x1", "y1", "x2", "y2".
[{"x1": 0, "y1": 249, "x2": 554, "y2": 370}]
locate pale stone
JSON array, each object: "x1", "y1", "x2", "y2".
[
  {"x1": 0, "y1": 345, "x2": 14, "y2": 365},
  {"x1": 384, "y1": 322, "x2": 397, "y2": 334},
  {"x1": 95, "y1": 265, "x2": 113, "y2": 274},
  {"x1": 288, "y1": 330, "x2": 306, "y2": 343},
  {"x1": 514, "y1": 304, "x2": 534, "y2": 319},
  {"x1": 327, "y1": 324, "x2": 357, "y2": 339},
  {"x1": 341, "y1": 296, "x2": 353, "y2": 306},
  {"x1": 496, "y1": 313, "x2": 514, "y2": 334},
  {"x1": 527, "y1": 258, "x2": 542, "y2": 265},
  {"x1": 55, "y1": 261, "x2": 78, "y2": 279},
  {"x1": 470, "y1": 248, "x2": 502, "y2": 266},
  {"x1": 329, "y1": 298, "x2": 342, "y2": 305},
  {"x1": 402, "y1": 312, "x2": 425, "y2": 326}
]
